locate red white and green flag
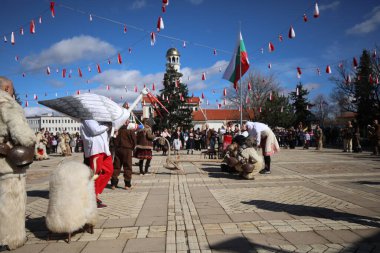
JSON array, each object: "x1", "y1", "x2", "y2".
[{"x1": 222, "y1": 32, "x2": 250, "y2": 88}]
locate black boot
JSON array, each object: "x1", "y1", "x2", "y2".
[
  {"x1": 124, "y1": 180, "x2": 132, "y2": 189},
  {"x1": 110, "y1": 178, "x2": 118, "y2": 189},
  {"x1": 144, "y1": 159, "x2": 151, "y2": 174},
  {"x1": 261, "y1": 156, "x2": 271, "y2": 174},
  {"x1": 139, "y1": 160, "x2": 144, "y2": 175}
]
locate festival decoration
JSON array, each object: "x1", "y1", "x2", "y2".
[
  {"x1": 30, "y1": 20, "x2": 36, "y2": 34},
  {"x1": 20, "y1": 27, "x2": 24, "y2": 35},
  {"x1": 223, "y1": 88, "x2": 227, "y2": 96},
  {"x1": 297, "y1": 67, "x2": 302, "y2": 76},
  {"x1": 11, "y1": 32, "x2": 15, "y2": 45},
  {"x1": 183, "y1": 41, "x2": 186, "y2": 48},
  {"x1": 157, "y1": 16, "x2": 164, "y2": 32},
  {"x1": 345, "y1": 74, "x2": 351, "y2": 84},
  {"x1": 278, "y1": 34, "x2": 283, "y2": 42},
  {"x1": 288, "y1": 26, "x2": 295, "y2": 39},
  {"x1": 303, "y1": 14, "x2": 308, "y2": 22},
  {"x1": 248, "y1": 82, "x2": 252, "y2": 91},
  {"x1": 62, "y1": 69, "x2": 66, "y2": 78},
  {"x1": 202, "y1": 72, "x2": 206, "y2": 80},
  {"x1": 50, "y1": 2, "x2": 56, "y2": 18},
  {"x1": 96, "y1": 64, "x2": 101, "y2": 73},
  {"x1": 326, "y1": 65, "x2": 332, "y2": 74},
  {"x1": 124, "y1": 25, "x2": 127, "y2": 33},
  {"x1": 316, "y1": 67, "x2": 321, "y2": 76},
  {"x1": 314, "y1": 2, "x2": 320, "y2": 18},
  {"x1": 46, "y1": 66, "x2": 51, "y2": 75},
  {"x1": 117, "y1": 53, "x2": 122, "y2": 64},
  {"x1": 78, "y1": 68, "x2": 83, "y2": 77},
  {"x1": 268, "y1": 42, "x2": 275, "y2": 52},
  {"x1": 152, "y1": 83, "x2": 156, "y2": 91},
  {"x1": 89, "y1": 14, "x2": 93, "y2": 21},
  {"x1": 268, "y1": 63, "x2": 272, "y2": 69},
  {"x1": 150, "y1": 32, "x2": 156, "y2": 46},
  {"x1": 353, "y1": 57, "x2": 358, "y2": 68},
  {"x1": 201, "y1": 92, "x2": 205, "y2": 99},
  {"x1": 106, "y1": 85, "x2": 110, "y2": 90},
  {"x1": 39, "y1": 16, "x2": 42, "y2": 24},
  {"x1": 213, "y1": 48, "x2": 217, "y2": 55}
]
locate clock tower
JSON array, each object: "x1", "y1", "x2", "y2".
[{"x1": 166, "y1": 48, "x2": 180, "y2": 72}]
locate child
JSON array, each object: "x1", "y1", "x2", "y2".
[
  {"x1": 173, "y1": 136, "x2": 182, "y2": 155},
  {"x1": 303, "y1": 131, "x2": 310, "y2": 149}
]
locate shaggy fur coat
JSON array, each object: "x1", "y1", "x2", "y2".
[
  {"x1": 46, "y1": 161, "x2": 97, "y2": 234},
  {"x1": 0, "y1": 90, "x2": 36, "y2": 250}
]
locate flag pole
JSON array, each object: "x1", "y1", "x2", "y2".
[{"x1": 239, "y1": 24, "x2": 243, "y2": 132}]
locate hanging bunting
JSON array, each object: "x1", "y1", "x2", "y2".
[
  {"x1": 248, "y1": 82, "x2": 252, "y2": 91},
  {"x1": 353, "y1": 57, "x2": 358, "y2": 68},
  {"x1": 106, "y1": 85, "x2": 110, "y2": 90},
  {"x1": 25, "y1": 101, "x2": 29, "y2": 107},
  {"x1": 46, "y1": 66, "x2": 51, "y2": 75},
  {"x1": 163, "y1": 0, "x2": 169, "y2": 6},
  {"x1": 56, "y1": 68, "x2": 59, "y2": 73},
  {"x1": 96, "y1": 64, "x2": 101, "y2": 73},
  {"x1": 76, "y1": 90, "x2": 80, "y2": 95},
  {"x1": 50, "y1": 2, "x2": 55, "y2": 17},
  {"x1": 175, "y1": 79, "x2": 179, "y2": 88},
  {"x1": 269, "y1": 91, "x2": 273, "y2": 101},
  {"x1": 134, "y1": 85, "x2": 138, "y2": 93},
  {"x1": 89, "y1": 14, "x2": 93, "y2": 21},
  {"x1": 288, "y1": 26, "x2": 296, "y2": 39},
  {"x1": 152, "y1": 83, "x2": 156, "y2": 91},
  {"x1": 296, "y1": 87, "x2": 299, "y2": 96},
  {"x1": 201, "y1": 72, "x2": 206, "y2": 80},
  {"x1": 20, "y1": 27, "x2": 24, "y2": 35},
  {"x1": 182, "y1": 41, "x2": 186, "y2": 48},
  {"x1": 143, "y1": 84, "x2": 146, "y2": 88},
  {"x1": 259, "y1": 107, "x2": 262, "y2": 113},
  {"x1": 150, "y1": 32, "x2": 156, "y2": 46},
  {"x1": 30, "y1": 20, "x2": 36, "y2": 34},
  {"x1": 108, "y1": 59, "x2": 111, "y2": 64},
  {"x1": 268, "y1": 42, "x2": 275, "y2": 52},
  {"x1": 278, "y1": 34, "x2": 283, "y2": 42},
  {"x1": 161, "y1": 94, "x2": 165, "y2": 100},
  {"x1": 297, "y1": 67, "x2": 302, "y2": 76},
  {"x1": 39, "y1": 16, "x2": 42, "y2": 24},
  {"x1": 116, "y1": 53, "x2": 122, "y2": 64},
  {"x1": 78, "y1": 68, "x2": 83, "y2": 77},
  {"x1": 316, "y1": 67, "x2": 321, "y2": 76},
  {"x1": 62, "y1": 68, "x2": 66, "y2": 78},
  {"x1": 303, "y1": 14, "x2": 308, "y2": 22},
  {"x1": 206, "y1": 100, "x2": 209, "y2": 105},
  {"x1": 128, "y1": 48, "x2": 132, "y2": 53},
  {"x1": 3, "y1": 36, "x2": 7, "y2": 43},
  {"x1": 245, "y1": 95, "x2": 250, "y2": 104},
  {"x1": 15, "y1": 56, "x2": 19, "y2": 61},
  {"x1": 338, "y1": 63, "x2": 343, "y2": 69},
  {"x1": 201, "y1": 92, "x2": 205, "y2": 99},
  {"x1": 157, "y1": 16, "x2": 164, "y2": 32},
  {"x1": 268, "y1": 63, "x2": 272, "y2": 69},
  {"x1": 345, "y1": 74, "x2": 351, "y2": 84},
  {"x1": 213, "y1": 48, "x2": 217, "y2": 55},
  {"x1": 162, "y1": 5, "x2": 166, "y2": 13},
  {"x1": 223, "y1": 88, "x2": 227, "y2": 97},
  {"x1": 34, "y1": 94, "x2": 38, "y2": 100},
  {"x1": 123, "y1": 25, "x2": 127, "y2": 33},
  {"x1": 88, "y1": 66, "x2": 91, "y2": 72},
  {"x1": 22, "y1": 73, "x2": 26, "y2": 77},
  {"x1": 11, "y1": 32, "x2": 15, "y2": 45},
  {"x1": 314, "y1": 2, "x2": 320, "y2": 18},
  {"x1": 260, "y1": 48, "x2": 264, "y2": 54},
  {"x1": 326, "y1": 65, "x2": 332, "y2": 74},
  {"x1": 223, "y1": 98, "x2": 226, "y2": 105}
]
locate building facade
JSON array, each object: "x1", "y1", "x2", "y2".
[{"x1": 27, "y1": 113, "x2": 82, "y2": 134}]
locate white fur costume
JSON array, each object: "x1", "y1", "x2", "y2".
[
  {"x1": 238, "y1": 148, "x2": 264, "y2": 179},
  {"x1": 0, "y1": 90, "x2": 36, "y2": 250},
  {"x1": 46, "y1": 161, "x2": 97, "y2": 234}
]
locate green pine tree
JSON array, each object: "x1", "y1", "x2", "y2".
[
  {"x1": 259, "y1": 92, "x2": 295, "y2": 128},
  {"x1": 354, "y1": 50, "x2": 379, "y2": 127},
  {"x1": 289, "y1": 83, "x2": 315, "y2": 127},
  {"x1": 154, "y1": 67, "x2": 193, "y2": 131}
]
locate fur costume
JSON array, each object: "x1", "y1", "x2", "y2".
[
  {"x1": 0, "y1": 90, "x2": 36, "y2": 250},
  {"x1": 239, "y1": 148, "x2": 264, "y2": 179},
  {"x1": 46, "y1": 161, "x2": 97, "y2": 234},
  {"x1": 34, "y1": 132, "x2": 49, "y2": 160}
]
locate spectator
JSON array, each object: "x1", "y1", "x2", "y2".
[{"x1": 342, "y1": 121, "x2": 354, "y2": 152}]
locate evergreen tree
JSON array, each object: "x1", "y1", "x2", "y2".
[
  {"x1": 154, "y1": 66, "x2": 193, "y2": 131},
  {"x1": 259, "y1": 92, "x2": 295, "y2": 128},
  {"x1": 289, "y1": 83, "x2": 315, "y2": 126},
  {"x1": 354, "y1": 50, "x2": 380, "y2": 127}
]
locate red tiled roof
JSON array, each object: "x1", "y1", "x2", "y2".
[{"x1": 192, "y1": 109, "x2": 254, "y2": 121}]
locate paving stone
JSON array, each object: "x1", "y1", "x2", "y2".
[
  {"x1": 102, "y1": 218, "x2": 136, "y2": 228},
  {"x1": 316, "y1": 230, "x2": 363, "y2": 244},
  {"x1": 245, "y1": 232, "x2": 289, "y2": 246},
  {"x1": 199, "y1": 214, "x2": 231, "y2": 224},
  {"x1": 280, "y1": 231, "x2": 329, "y2": 245},
  {"x1": 206, "y1": 234, "x2": 253, "y2": 252},
  {"x1": 11, "y1": 243, "x2": 48, "y2": 253},
  {"x1": 82, "y1": 238, "x2": 126, "y2": 253},
  {"x1": 124, "y1": 237, "x2": 166, "y2": 252}
]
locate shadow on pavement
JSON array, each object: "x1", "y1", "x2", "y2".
[
  {"x1": 209, "y1": 236, "x2": 291, "y2": 253},
  {"x1": 201, "y1": 165, "x2": 243, "y2": 180},
  {"x1": 242, "y1": 200, "x2": 380, "y2": 228},
  {"x1": 356, "y1": 181, "x2": 380, "y2": 185},
  {"x1": 27, "y1": 190, "x2": 49, "y2": 199}
]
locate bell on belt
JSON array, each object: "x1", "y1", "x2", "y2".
[{"x1": 6, "y1": 146, "x2": 34, "y2": 167}]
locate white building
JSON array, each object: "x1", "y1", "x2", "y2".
[{"x1": 27, "y1": 113, "x2": 81, "y2": 134}]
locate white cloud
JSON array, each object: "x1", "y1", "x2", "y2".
[
  {"x1": 130, "y1": 0, "x2": 147, "y2": 9},
  {"x1": 319, "y1": 1, "x2": 340, "y2": 11},
  {"x1": 21, "y1": 35, "x2": 116, "y2": 71},
  {"x1": 49, "y1": 79, "x2": 66, "y2": 88},
  {"x1": 346, "y1": 5, "x2": 380, "y2": 35},
  {"x1": 187, "y1": 0, "x2": 204, "y2": 5},
  {"x1": 24, "y1": 106, "x2": 62, "y2": 117},
  {"x1": 303, "y1": 82, "x2": 321, "y2": 91}
]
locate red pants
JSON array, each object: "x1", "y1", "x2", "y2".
[{"x1": 89, "y1": 153, "x2": 114, "y2": 196}]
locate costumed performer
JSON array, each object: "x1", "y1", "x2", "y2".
[
  {"x1": 0, "y1": 77, "x2": 35, "y2": 250},
  {"x1": 245, "y1": 121, "x2": 279, "y2": 174}
]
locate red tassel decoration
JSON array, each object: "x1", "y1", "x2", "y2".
[
  {"x1": 183, "y1": 41, "x2": 186, "y2": 48},
  {"x1": 213, "y1": 48, "x2": 217, "y2": 55},
  {"x1": 157, "y1": 17, "x2": 164, "y2": 32},
  {"x1": 268, "y1": 42, "x2": 275, "y2": 52},
  {"x1": 123, "y1": 25, "x2": 127, "y2": 34},
  {"x1": 162, "y1": 5, "x2": 166, "y2": 13},
  {"x1": 108, "y1": 59, "x2": 111, "y2": 64},
  {"x1": 369, "y1": 74, "x2": 373, "y2": 84},
  {"x1": 326, "y1": 65, "x2": 332, "y2": 74},
  {"x1": 50, "y1": 2, "x2": 55, "y2": 18},
  {"x1": 202, "y1": 72, "x2": 206, "y2": 80},
  {"x1": 152, "y1": 83, "x2": 156, "y2": 91},
  {"x1": 248, "y1": 82, "x2": 252, "y2": 91},
  {"x1": 314, "y1": 2, "x2": 320, "y2": 18},
  {"x1": 11, "y1": 32, "x2": 15, "y2": 45},
  {"x1": 297, "y1": 67, "x2": 302, "y2": 75},
  {"x1": 39, "y1": 16, "x2": 42, "y2": 24},
  {"x1": 96, "y1": 64, "x2": 101, "y2": 73},
  {"x1": 107, "y1": 85, "x2": 110, "y2": 90},
  {"x1": 223, "y1": 88, "x2": 227, "y2": 97},
  {"x1": 317, "y1": 68, "x2": 321, "y2": 76},
  {"x1": 278, "y1": 34, "x2": 283, "y2": 42},
  {"x1": 30, "y1": 20, "x2": 35, "y2": 34},
  {"x1": 303, "y1": 14, "x2": 308, "y2": 22},
  {"x1": 62, "y1": 69, "x2": 66, "y2": 78},
  {"x1": 353, "y1": 57, "x2": 358, "y2": 68},
  {"x1": 78, "y1": 68, "x2": 83, "y2": 77},
  {"x1": 134, "y1": 86, "x2": 138, "y2": 93},
  {"x1": 76, "y1": 90, "x2": 80, "y2": 95},
  {"x1": 46, "y1": 66, "x2": 51, "y2": 75},
  {"x1": 201, "y1": 92, "x2": 205, "y2": 99},
  {"x1": 150, "y1": 32, "x2": 156, "y2": 46},
  {"x1": 25, "y1": 101, "x2": 29, "y2": 107},
  {"x1": 117, "y1": 53, "x2": 122, "y2": 64},
  {"x1": 268, "y1": 63, "x2": 272, "y2": 69},
  {"x1": 288, "y1": 26, "x2": 296, "y2": 39},
  {"x1": 20, "y1": 27, "x2": 24, "y2": 35},
  {"x1": 34, "y1": 94, "x2": 38, "y2": 100}
]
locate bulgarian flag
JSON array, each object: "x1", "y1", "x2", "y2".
[{"x1": 222, "y1": 32, "x2": 250, "y2": 87}]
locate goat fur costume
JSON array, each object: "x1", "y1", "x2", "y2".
[
  {"x1": 46, "y1": 161, "x2": 97, "y2": 234},
  {"x1": 0, "y1": 90, "x2": 36, "y2": 250}
]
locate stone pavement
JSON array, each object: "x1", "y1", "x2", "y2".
[{"x1": 12, "y1": 148, "x2": 380, "y2": 253}]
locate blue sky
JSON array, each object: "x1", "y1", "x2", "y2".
[{"x1": 0, "y1": 0, "x2": 379, "y2": 116}]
